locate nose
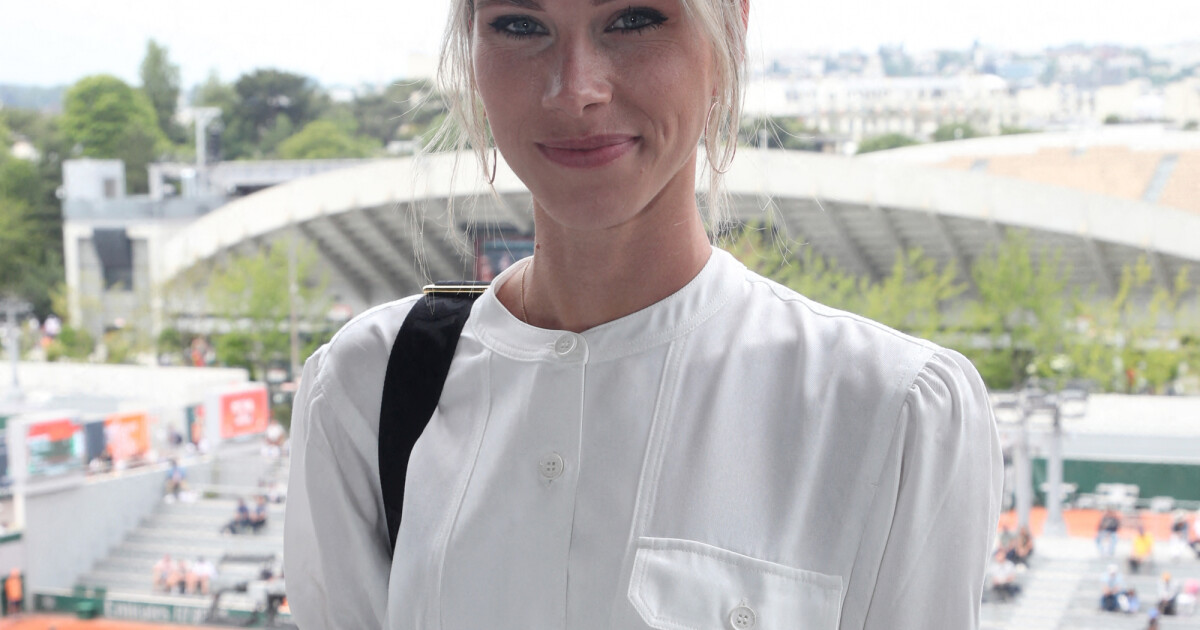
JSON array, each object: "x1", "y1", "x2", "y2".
[{"x1": 542, "y1": 35, "x2": 612, "y2": 117}]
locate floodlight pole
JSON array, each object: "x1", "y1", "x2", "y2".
[
  {"x1": 3, "y1": 297, "x2": 25, "y2": 402},
  {"x1": 1013, "y1": 403, "x2": 1033, "y2": 530}
]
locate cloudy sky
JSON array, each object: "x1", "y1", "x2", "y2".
[{"x1": 2, "y1": 0, "x2": 1199, "y2": 88}]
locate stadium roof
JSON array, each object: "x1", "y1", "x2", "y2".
[
  {"x1": 862, "y1": 125, "x2": 1200, "y2": 214},
  {"x1": 161, "y1": 149, "x2": 1200, "y2": 312}
]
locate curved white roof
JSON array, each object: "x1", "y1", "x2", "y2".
[{"x1": 161, "y1": 149, "x2": 1200, "y2": 309}]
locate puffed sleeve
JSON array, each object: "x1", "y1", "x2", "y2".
[
  {"x1": 284, "y1": 346, "x2": 392, "y2": 629},
  {"x1": 861, "y1": 349, "x2": 1003, "y2": 630}
]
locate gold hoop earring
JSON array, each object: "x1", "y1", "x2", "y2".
[
  {"x1": 704, "y1": 101, "x2": 735, "y2": 175},
  {"x1": 487, "y1": 147, "x2": 498, "y2": 185}
]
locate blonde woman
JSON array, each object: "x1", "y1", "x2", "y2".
[{"x1": 284, "y1": 0, "x2": 1003, "y2": 628}]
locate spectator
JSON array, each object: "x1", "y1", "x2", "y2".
[
  {"x1": 1190, "y1": 510, "x2": 1200, "y2": 558},
  {"x1": 152, "y1": 554, "x2": 172, "y2": 592},
  {"x1": 190, "y1": 557, "x2": 217, "y2": 596},
  {"x1": 1101, "y1": 564, "x2": 1128, "y2": 612},
  {"x1": 1097, "y1": 509, "x2": 1121, "y2": 557},
  {"x1": 1130, "y1": 527, "x2": 1154, "y2": 574},
  {"x1": 166, "y1": 560, "x2": 188, "y2": 595},
  {"x1": 164, "y1": 459, "x2": 187, "y2": 500},
  {"x1": 1156, "y1": 572, "x2": 1179, "y2": 616},
  {"x1": 989, "y1": 550, "x2": 1021, "y2": 602},
  {"x1": 1126, "y1": 588, "x2": 1141, "y2": 614},
  {"x1": 5, "y1": 569, "x2": 22, "y2": 615},
  {"x1": 220, "y1": 499, "x2": 252, "y2": 535},
  {"x1": 1006, "y1": 527, "x2": 1035, "y2": 567},
  {"x1": 1178, "y1": 578, "x2": 1199, "y2": 616},
  {"x1": 1170, "y1": 512, "x2": 1190, "y2": 561},
  {"x1": 249, "y1": 496, "x2": 269, "y2": 533}
]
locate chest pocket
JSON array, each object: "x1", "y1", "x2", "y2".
[{"x1": 628, "y1": 537, "x2": 843, "y2": 630}]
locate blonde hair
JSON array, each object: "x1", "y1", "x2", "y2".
[{"x1": 428, "y1": 0, "x2": 747, "y2": 231}]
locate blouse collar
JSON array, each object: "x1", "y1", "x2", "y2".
[{"x1": 469, "y1": 247, "x2": 743, "y2": 363}]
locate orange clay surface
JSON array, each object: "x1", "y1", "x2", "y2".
[
  {"x1": 997, "y1": 507, "x2": 1184, "y2": 540},
  {"x1": 0, "y1": 616, "x2": 219, "y2": 630}
]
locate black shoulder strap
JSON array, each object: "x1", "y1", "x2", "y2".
[{"x1": 379, "y1": 282, "x2": 488, "y2": 557}]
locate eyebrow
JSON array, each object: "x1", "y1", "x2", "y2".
[{"x1": 476, "y1": 0, "x2": 624, "y2": 10}]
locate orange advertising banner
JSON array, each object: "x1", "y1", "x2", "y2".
[
  {"x1": 219, "y1": 386, "x2": 270, "y2": 439},
  {"x1": 104, "y1": 411, "x2": 151, "y2": 462}
]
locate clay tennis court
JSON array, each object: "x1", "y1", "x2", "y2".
[{"x1": 0, "y1": 616, "x2": 212, "y2": 630}]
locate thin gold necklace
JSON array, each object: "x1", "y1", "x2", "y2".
[{"x1": 519, "y1": 259, "x2": 531, "y2": 324}]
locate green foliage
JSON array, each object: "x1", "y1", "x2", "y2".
[
  {"x1": 222, "y1": 69, "x2": 327, "y2": 159},
  {"x1": 738, "y1": 117, "x2": 822, "y2": 151},
  {"x1": 932, "y1": 123, "x2": 981, "y2": 142},
  {"x1": 46, "y1": 326, "x2": 94, "y2": 361},
  {"x1": 139, "y1": 40, "x2": 185, "y2": 143},
  {"x1": 277, "y1": 120, "x2": 379, "y2": 159},
  {"x1": 203, "y1": 240, "x2": 330, "y2": 379},
  {"x1": 1000, "y1": 126, "x2": 1036, "y2": 136},
  {"x1": 352, "y1": 80, "x2": 446, "y2": 143},
  {"x1": 726, "y1": 226, "x2": 964, "y2": 341},
  {"x1": 61, "y1": 75, "x2": 167, "y2": 193},
  {"x1": 856, "y1": 134, "x2": 920, "y2": 154},
  {"x1": 967, "y1": 231, "x2": 1072, "y2": 389},
  {"x1": 1104, "y1": 114, "x2": 1122, "y2": 125},
  {"x1": 0, "y1": 117, "x2": 10, "y2": 151}
]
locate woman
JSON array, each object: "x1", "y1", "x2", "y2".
[{"x1": 284, "y1": 0, "x2": 1002, "y2": 628}]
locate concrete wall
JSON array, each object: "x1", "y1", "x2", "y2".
[
  {"x1": 0, "y1": 535, "x2": 26, "y2": 576},
  {"x1": 5, "y1": 362, "x2": 248, "y2": 411}
]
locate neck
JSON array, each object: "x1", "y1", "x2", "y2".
[{"x1": 508, "y1": 161, "x2": 712, "y2": 333}]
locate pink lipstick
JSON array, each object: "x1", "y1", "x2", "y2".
[{"x1": 536, "y1": 135, "x2": 639, "y2": 169}]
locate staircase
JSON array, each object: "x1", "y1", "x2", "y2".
[{"x1": 76, "y1": 453, "x2": 291, "y2": 619}]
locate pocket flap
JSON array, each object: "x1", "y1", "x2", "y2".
[{"x1": 628, "y1": 537, "x2": 842, "y2": 630}]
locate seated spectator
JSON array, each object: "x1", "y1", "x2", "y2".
[
  {"x1": 989, "y1": 551, "x2": 1021, "y2": 602},
  {"x1": 188, "y1": 557, "x2": 216, "y2": 596},
  {"x1": 1101, "y1": 564, "x2": 1128, "y2": 612},
  {"x1": 249, "y1": 496, "x2": 269, "y2": 533},
  {"x1": 1169, "y1": 512, "x2": 1190, "y2": 562},
  {"x1": 1178, "y1": 578, "x2": 1198, "y2": 616},
  {"x1": 1157, "y1": 572, "x2": 1179, "y2": 616},
  {"x1": 1125, "y1": 588, "x2": 1141, "y2": 614},
  {"x1": 220, "y1": 499, "x2": 252, "y2": 535},
  {"x1": 1129, "y1": 527, "x2": 1154, "y2": 574},
  {"x1": 152, "y1": 554, "x2": 172, "y2": 592},
  {"x1": 166, "y1": 560, "x2": 188, "y2": 595},
  {"x1": 1191, "y1": 510, "x2": 1200, "y2": 558},
  {"x1": 1006, "y1": 527, "x2": 1034, "y2": 567},
  {"x1": 164, "y1": 459, "x2": 187, "y2": 500},
  {"x1": 1097, "y1": 509, "x2": 1121, "y2": 557}
]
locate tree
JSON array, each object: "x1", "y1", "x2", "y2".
[
  {"x1": 965, "y1": 231, "x2": 1073, "y2": 390},
  {"x1": 351, "y1": 79, "x2": 446, "y2": 145},
  {"x1": 932, "y1": 123, "x2": 981, "y2": 142},
  {"x1": 857, "y1": 133, "x2": 920, "y2": 154},
  {"x1": 725, "y1": 226, "x2": 963, "y2": 341},
  {"x1": 223, "y1": 69, "x2": 327, "y2": 159},
  {"x1": 0, "y1": 157, "x2": 63, "y2": 315},
  {"x1": 140, "y1": 39, "x2": 185, "y2": 143},
  {"x1": 203, "y1": 240, "x2": 330, "y2": 380},
  {"x1": 61, "y1": 75, "x2": 167, "y2": 193},
  {"x1": 277, "y1": 120, "x2": 379, "y2": 159}
]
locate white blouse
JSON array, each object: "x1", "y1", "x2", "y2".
[{"x1": 284, "y1": 247, "x2": 1003, "y2": 630}]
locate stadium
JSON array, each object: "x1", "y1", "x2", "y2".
[{"x1": 7, "y1": 125, "x2": 1198, "y2": 628}]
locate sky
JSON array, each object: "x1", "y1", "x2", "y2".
[{"x1": 2, "y1": 0, "x2": 1199, "y2": 89}]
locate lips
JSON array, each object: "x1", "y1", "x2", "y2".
[{"x1": 536, "y1": 135, "x2": 639, "y2": 169}]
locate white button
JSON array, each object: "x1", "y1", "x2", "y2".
[
  {"x1": 553, "y1": 334, "x2": 578, "y2": 356},
  {"x1": 729, "y1": 605, "x2": 756, "y2": 630},
  {"x1": 539, "y1": 453, "x2": 565, "y2": 479}
]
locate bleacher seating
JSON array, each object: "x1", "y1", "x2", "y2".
[
  {"x1": 75, "y1": 453, "x2": 289, "y2": 618},
  {"x1": 982, "y1": 538, "x2": 1200, "y2": 630}
]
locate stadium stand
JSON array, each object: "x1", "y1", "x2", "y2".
[
  {"x1": 1159, "y1": 152, "x2": 1200, "y2": 214},
  {"x1": 981, "y1": 538, "x2": 1200, "y2": 630},
  {"x1": 74, "y1": 453, "x2": 289, "y2": 623}
]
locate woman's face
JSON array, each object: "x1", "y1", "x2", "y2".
[{"x1": 472, "y1": 0, "x2": 715, "y2": 232}]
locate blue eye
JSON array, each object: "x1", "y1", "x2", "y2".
[
  {"x1": 489, "y1": 15, "x2": 549, "y2": 38},
  {"x1": 608, "y1": 7, "x2": 668, "y2": 33}
]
